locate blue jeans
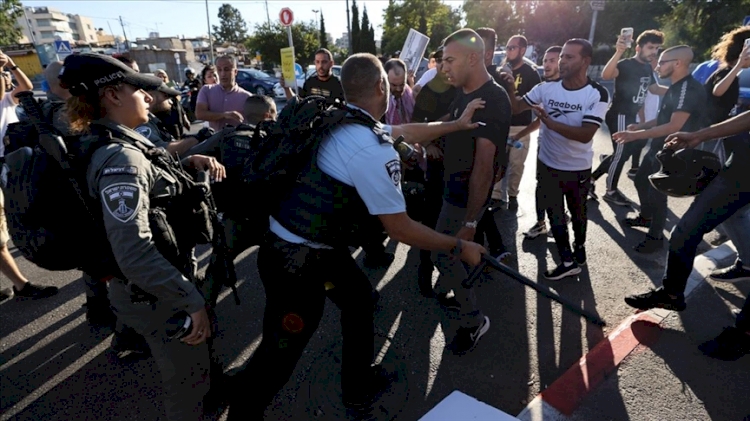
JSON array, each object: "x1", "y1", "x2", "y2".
[
  {"x1": 663, "y1": 172, "x2": 750, "y2": 296},
  {"x1": 634, "y1": 141, "x2": 668, "y2": 239}
]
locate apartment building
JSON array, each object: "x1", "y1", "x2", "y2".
[{"x1": 16, "y1": 6, "x2": 100, "y2": 46}]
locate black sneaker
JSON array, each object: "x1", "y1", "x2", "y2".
[
  {"x1": 111, "y1": 327, "x2": 151, "y2": 360},
  {"x1": 698, "y1": 326, "x2": 750, "y2": 361},
  {"x1": 363, "y1": 251, "x2": 395, "y2": 269},
  {"x1": 573, "y1": 244, "x2": 587, "y2": 266},
  {"x1": 624, "y1": 286, "x2": 686, "y2": 311},
  {"x1": 449, "y1": 316, "x2": 490, "y2": 355},
  {"x1": 436, "y1": 293, "x2": 461, "y2": 311},
  {"x1": 603, "y1": 190, "x2": 631, "y2": 206},
  {"x1": 709, "y1": 260, "x2": 750, "y2": 283},
  {"x1": 84, "y1": 297, "x2": 117, "y2": 328},
  {"x1": 342, "y1": 365, "x2": 398, "y2": 408},
  {"x1": 0, "y1": 288, "x2": 13, "y2": 302},
  {"x1": 627, "y1": 167, "x2": 639, "y2": 179},
  {"x1": 523, "y1": 221, "x2": 548, "y2": 239},
  {"x1": 710, "y1": 234, "x2": 730, "y2": 247},
  {"x1": 587, "y1": 180, "x2": 599, "y2": 201},
  {"x1": 543, "y1": 261, "x2": 581, "y2": 281},
  {"x1": 624, "y1": 214, "x2": 652, "y2": 228},
  {"x1": 13, "y1": 282, "x2": 59, "y2": 300},
  {"x1": 633, "y1": 235, "x2": 663, "y2": 254}
]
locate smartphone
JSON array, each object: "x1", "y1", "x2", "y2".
[{"x1": 621, "y1": 28, "x2": 634, "y2": 48}]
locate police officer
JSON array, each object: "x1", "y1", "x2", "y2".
[
  {"x1": 227, "y1": 53, "x2": 487, "y2": 419},
  {"x1": 59, "y1": 52, "x2": 226, "y2": 420}
]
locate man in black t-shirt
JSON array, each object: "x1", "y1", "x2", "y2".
[
  {"x1": 592, "y1": 30, "x2": 665, "y2": 206},
  {"x1": 491, "y1": 35, "x2": 542, "y2": 206},
  {"x1": 613, "y1": 46, "x2": 708, "y2": 253},
  {"x1": 283, "y1": 48, "x2": 345, "y2": 102},
  {"x1": 432, "y1": 29, "x2": 511, "y2": 354}
]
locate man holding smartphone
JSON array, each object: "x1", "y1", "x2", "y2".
[{"x1": 591, "y1": 29, "x2": 666, "y2": 206}]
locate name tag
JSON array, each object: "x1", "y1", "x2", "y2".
[{"x1": 102, "y1": 166, "x2": 139, "y2": 176}]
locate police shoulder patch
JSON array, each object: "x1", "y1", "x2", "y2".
[
  {"x1": 102, "y1": 166, "x2": 139, "y2": 176},
  {"x1": 134, "y1": 125, "x2": 152, "y2": 139},
  {"x1": 101, "y1": 182, "x2": 141, "y2": 223},
  {"x1": 385, "y1": 159, "x2": 401, "y2": 187}
]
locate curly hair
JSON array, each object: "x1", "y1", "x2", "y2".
[
  {"x1": 711, "y1": 26, "x2": 750, "y2": 65},
  {"x1": 66, "y1": 84, "x2": 123, "y2": 133}
]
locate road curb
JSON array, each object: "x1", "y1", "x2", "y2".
[{"x1": 517, "y1": 241, "x2": 738, "y2": 421}]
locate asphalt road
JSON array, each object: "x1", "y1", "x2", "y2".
[{"x1": 0, "y1": 110, "x2": 738, "y2": 421}]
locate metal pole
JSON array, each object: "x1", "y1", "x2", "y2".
[
  {"x1": 588, "y1": 9, "x2": 599, "y2": 44},
  {"x1": 287, "y1": 26, "x2": 294, "y2": 48},
  {"x1": 119, "y1": 16, "x2": 129, "y2": 48},
  {"x1": 107, "y1": 21, "x2": 118, "y2": 52},
  {"x1": 265, "y1": 0, "x2": 271, "y2": 28},
  {"x1": 346, "y1": 0, "x2": 352, "y2": 55},
  {"x1": 205, "y1": 0, "x2": 214, "y2": 63}
]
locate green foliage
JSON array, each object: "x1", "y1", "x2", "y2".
[
  {"x1": 351, "y1": 0, "x2": 361, "y2": 53},
  {"x1": 320, "y1": 11, "x2": 328, "y2": 49},
  {"x1": 360, "y1": 7, "x2": 377, "y2": 54},
  {"x1": 212, "y1": 4, "x2": 248, "y2": 45},
  {"x1": 0, "y1": 0, "x2": 24, "y2": 46},
  {"x1": 245, "y1": 21, "x2": 319, "y2": 67},
  {"x1": 381, "y1": 0, "x2": 462, "y2": 56}
]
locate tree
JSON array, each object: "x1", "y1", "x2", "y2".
[
  {"x1": 360, "y1": 6, "x2": 377, "y2": 55},
  {"x1": 381, "y1": 0, "x2": 462, "y2": 56},
  {"x1": 245, "y1": 21, "x2": 319, "y2": 67},
  {"x1": 319, "y1": 11, "x2": 328, "y2": 49},
  {"x1": 212, "y1": 4, "x2": 248, "y2": 45},
  {"x1": 1, "y1": 0, "x2": 24, "y2": 46},
  {"x1": 350, "y1": 0, "x2": 361, "y2": 53},
  {"x1": 463, "y1": 0, "x2": 522, "y2": 44}
]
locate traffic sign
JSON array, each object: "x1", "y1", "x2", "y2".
[
  {"x1": 590, "y1": 0, "x2": 605, "y2": 11},
  {"x1": 199, "y1": 54, "x2": 208, "y2": 62},
  {"x1": 279, "y1": 7, "x2": 294, "y2": 26},
  {"x1": 294, "y1": 63, "x2": 304, "y2": 79},
  {"x1": 743, "y1": 15, "x2": 750, "y2": 26},
  {"x1": 54, "y1": 40, "x2": 72, "y2": 54}
]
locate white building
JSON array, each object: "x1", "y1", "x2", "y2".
[{"x1": 15, "y1": 6, "x2": 100, "y2": 46}]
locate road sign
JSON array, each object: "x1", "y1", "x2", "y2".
[
  {"x1": 744, "y1": 15, "x2": 750, "y2": 26},
  {"x1": 590, "y1": 0, "x2": 605, "y2": 11},
  {"x1": 279, "y1": 7, "x2": 294, "y2": 26},
  {"x1": 54, "y1": 40, "x2": 72, "y2": 54},
  {"x1": 294, "y1": 63, "x2": 304, "y2": 79},
  {"x1": 199, "y1": 54, "x2": 208, "y2": 62}
]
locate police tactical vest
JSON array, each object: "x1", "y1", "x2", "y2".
[{"x1": 273, "y1": 110, "x2": 394, "y2": 248}]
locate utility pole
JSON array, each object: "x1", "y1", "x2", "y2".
[
  {"x1": 346, "y1": 0, "x2": 352, "y2": 55},
  {"x1": 588, "y1": 1, "x2": 605, "y2": 45},
  {"x1": 205, "y1": 0, "x2": 214, "y2": 63},
  {"x1": 265, "y1": 0, "x2": 271, "y2": 28},
  {"x1": 312, "y1": 9, "x2": 320, "y2": 46},
  {"x1": 118, "y1": 16, "x2": 129, "y2": 49},
  {"x1": 107, "y1": 21, "x2": 118, "y2": 52}
]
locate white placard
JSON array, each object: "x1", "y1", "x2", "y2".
[{"x1": 399, "y1": 28, "x2": 430, "y2": 73}]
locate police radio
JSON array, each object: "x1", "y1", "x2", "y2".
[{"x1": 393, "y1": 135, "x2": 415, "y2": 161}]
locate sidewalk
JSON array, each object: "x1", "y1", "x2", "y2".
[{"x1": 518, "y1": 242, "x2": 750, "y2": 421}]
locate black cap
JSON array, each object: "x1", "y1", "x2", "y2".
[{"x1": 59, "y1": 53, "x2": 162, "y2": 96}]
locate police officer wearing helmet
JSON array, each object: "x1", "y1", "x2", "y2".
[
  {"x1": 59, "y1": 52, "x2": 226, "y2": 420},
  {"x1": 227, "y1": 53, "x2": 487, "y2": 419}
]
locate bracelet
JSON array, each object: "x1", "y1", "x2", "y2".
[{"x1": 451, "y1": 238, "x2": 463, "y2": 257}]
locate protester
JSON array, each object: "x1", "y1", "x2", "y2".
[{"x1": 195, "y1": 55, "x2": 253, "y2": 131}]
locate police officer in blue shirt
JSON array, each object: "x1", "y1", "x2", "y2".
[{"x1": 227, "y1": 53, "x2": 487, "y2": 419}]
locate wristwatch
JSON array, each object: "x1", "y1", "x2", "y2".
[
  {"x1": 8, "y1": 65, "x2": 18, "y2": 71},
  {"x1": 463, "y1": 220, "x2": 478, "y2": 229}
]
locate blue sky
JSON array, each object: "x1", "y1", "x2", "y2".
[{"x1": 23, "y1": 1, "x2": 464, "y2": 43}]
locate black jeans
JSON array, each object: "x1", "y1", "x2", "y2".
[
  {"x1": 227, "y1": 233, "x2": 377, "y2": 419},
  {"x1": 663, "y1": 171, "x2": 750, "y2": 296},
  {"x1": 419, "y1": 160, "x2": 446, "y2": 271},
  {"x1": 634, "y1": 140, "x2": 668, "y2": 239},
  {"x1": 537, "y1": 160, "x2": 590, "y2": 262}
]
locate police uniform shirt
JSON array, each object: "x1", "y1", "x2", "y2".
[
  {"x1": 86, "y1": 120, "x2": 205, "y2": 313},
  {"x1": 270, "y1": 105, "x2": 406, "y2": 246},
  {"x1": 522, "y1": 79, "x2": 610, "y2": 171},
  {"x1": 134, "y1": 114, "x2": 172, "y2": 149}
]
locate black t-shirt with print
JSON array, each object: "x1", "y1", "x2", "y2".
[
  {"x1": 653, "y1": 75, "x2": 708, "y2": 148},
  {"x1": 509, "y1": 63, "x2": 542, "y2": 126},
  {"x1": 443, "y1": 79, "x2": 512, "y2": 207},
  {"x1": 611, "y1": 58, "x2": 655, "y2": 117},
  {"x1": 300, "y1": 75, "x2": 345, "y2": 101},
  {"x1": 705, "y1": 67, "x2": 739, "y2": 125}
]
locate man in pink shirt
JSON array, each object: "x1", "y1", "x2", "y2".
[
  {"x1": 196, "y1": 55, "x2": 253, "y2": 131},
  {"x1": 384, "y1": 59, "x2": 415, "y2": 125}
]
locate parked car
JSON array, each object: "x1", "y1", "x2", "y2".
[{"x1": 236, "y1": 68, "x2": 280, "y2": 97}]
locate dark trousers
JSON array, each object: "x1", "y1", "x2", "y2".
[
  {"x1": 476, "y1": 211, "x2": 506, "y2": 256},
  {"x1": 419, "y1": 160, "x2": 446, "y2": 271},
  {"x1": 634, "y1": 141, "x2": 668, "y2": 239},
  {"x1": 737, "y1": 295, "x2": 750, "y2": 331},
  {"x1": 537, "y1": 160, "x2": 590, "y2": 262},
  {"x1": 593, "y1": 112, "x2": 643, "y2": 191},
  {"x1": 662, "y1": 172, "x2": 750, "y2": 296},
  {"x1": 535, "y1": 156, "x2": 546, "y2": 222},
  {"x1": 227, "y1": 233, "x2": 377, "y2": 419}
]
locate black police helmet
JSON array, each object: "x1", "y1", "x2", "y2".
[
  {"x1": 59, "y1": 53, "x2": 162, "y2": 96},
  {"x1": 648, "y1": 148, "x2": 722, "y2": 197}
]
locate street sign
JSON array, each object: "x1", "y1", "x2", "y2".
[
  {"x1": 199, "y1": 54, "x2": 208, "y2": 62},
  {"x1": 54, "y1": 40, "x2": 72, "y2": 54},
  {"x1": 744, "y1": 15, "x2": 750, "y2": 26},
  {"x1": 590, "y1": 0, "x2": 605, "y2": 11},
  {"x1": 279, "y1": 7, "x2": 294, "y2": 26},
  {"x1": 294, "y1": 63, "x2": 304, "y2": 79}
]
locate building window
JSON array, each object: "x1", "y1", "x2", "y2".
[
  {"x1": 68, "y1": 22, "x2": 77, "y2": 30},
  {"x1": 90, "y1": 35, "x2": 94, "y2": 40},
  {"x1": 36, "y1": 19, "x2": 51, "y2": 27},
  {"x1": 40, "y1": 31, "x2": 53, "y2": 38},
  {"x1": 72, "y1": 34, "x2": 80, "y2": 41},
  {"x1": 87, "y1": 24, "x2": 91, "y2": 30}
]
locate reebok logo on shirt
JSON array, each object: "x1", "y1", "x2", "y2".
[{"x1": 547, "y1": 99, "x2": 583, "y2": 111}]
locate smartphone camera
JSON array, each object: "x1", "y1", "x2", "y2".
[{"x1": 621, "y1": 28, "x2": 634, "y2": 48}]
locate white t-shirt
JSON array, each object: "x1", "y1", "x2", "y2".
[
  {"x1": 523, "y1": 79, "x2": 610, "y2": 171},
  {"x1": 638, "y1": 71, "x2": 661, "y2": 123},
  {"x1": 416, "y1": 68, "x2": 437, "y2": 87},
  {"x1": 0, "y1": 94, "x2": 19, "y2": 157},
  {"x1": 270, "y1": 106, "x2": 405, "y2": 247}
]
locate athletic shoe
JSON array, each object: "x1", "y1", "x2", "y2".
[
  {"x1": 495, "y1": 252, "x2": 512, "y2": 265},
  {"x1": 587, "y1": 180, "x2": 599, "y2": 201},
  {"x1": 573, "y1": 243, "x2": 587, "y2": 266},
  {"x1": 342, "y1": 365, "x2": 398, "y2": 408},
  {"x1": 624, "y1": 214, "x2": 652, "y2": 228},
  {"x1": 627, "y1": 167, "x2": 639, "y2": 179},
  {"x1": 633, "y1": 235, "x2": 664, "y2": 254},
  {"x1": 709, "y1": 260, "x2": 750, "y2": 283},
  {"x1": 710, "y1": 234, "x2": 729, "y2": 247},
  {"x1": 603, "y1": 190, "x2": 631, "y2": 206},
  {"x1": 13, "y1": 282, "x2": 59, "y2": 300},
  {"x1": 436, "y1": 293, "x2": 461, "y2": 311},
  {"x1": 449, "y1": 316, "x2": 490, "y2": 355},
  {"x1": 599, "y1": 153, "x2": 610, "y2": 162},
  {"x1": 543, "y1": 261, "x2": 581, "y2": 280},
  {"x1": 698, "y1": 326, "x2": 750, "y2": 361},
  {"x1": 624, "y1": 286, "x2": 686, "y2": 311},
  {"x1": 523, "y1": 221, "x2": 548, "y2": 239}
]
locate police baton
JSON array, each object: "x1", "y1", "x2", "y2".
[{"x1": 464, "y1": 254, "x2": 606, "y2": 327}]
